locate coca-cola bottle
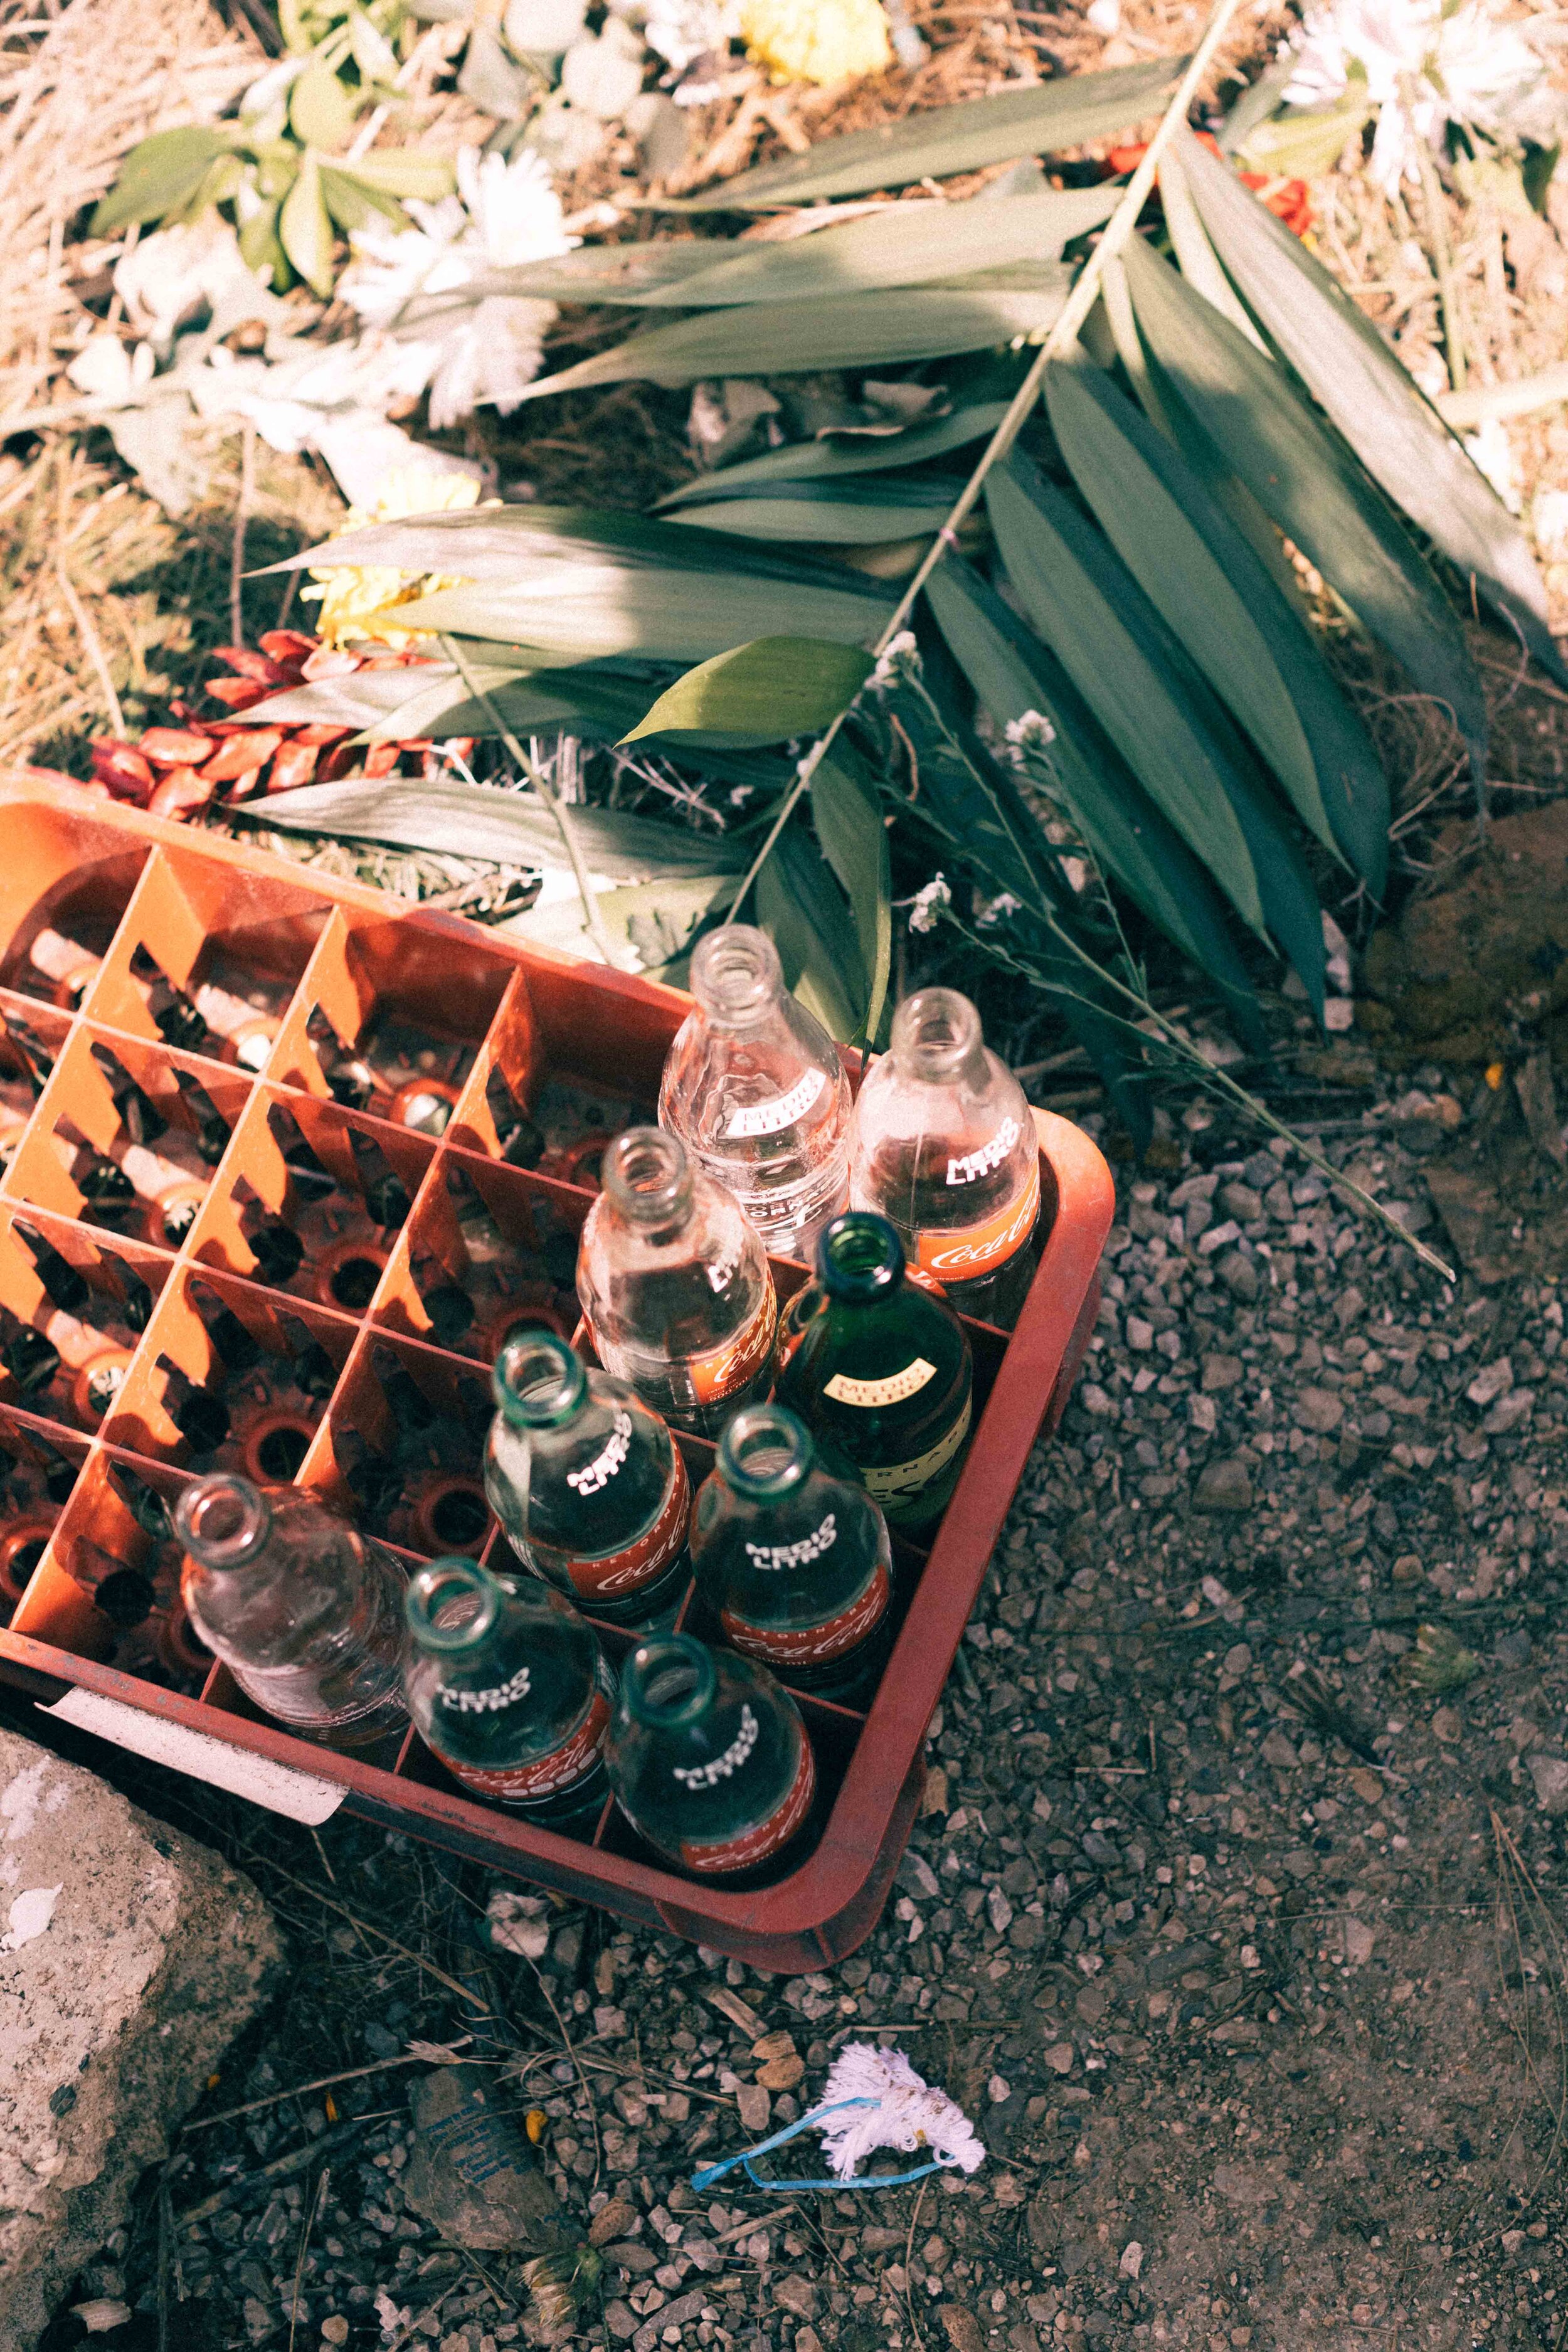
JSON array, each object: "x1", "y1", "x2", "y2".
[
  {"x1": 576, "y1": 1127, "x2": 775, "y2": 1439},
  {"x1": 404, "y1": 1553, "x2": 613, "y2": 1825},
  {"x1": 484, "y1": 1330, "x2": 690, "y2": 1627},
  {"x1": 176, "y1": 1471, "x2": 409, "y2": 1745},
  {"x1": 775, "y1": 1211, "x2": 972, "y2": 1532},
  {"x1": 850, "y1": 988, "x2": 1040, "y2": 1326},
  {"x1": 606, "y1": 1632, "x2": 817, "y2": 1880},
  {"x1": 659, "y1": 924, "x2": 850, "y2": 1261},
  {"x1": 691, "y1": 1404, "x2": 892, "y2": 1702}
]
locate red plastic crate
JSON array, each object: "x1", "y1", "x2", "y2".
[{"x1": 0, "y1": 778, "x2": 1112, "y2": 1971}]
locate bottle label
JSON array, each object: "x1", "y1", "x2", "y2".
[
  {"x1": 823, "y1": 1359, "x2": 935, "y2": 1409},
  {"x1": 861, "y1": 1392, "x2": 972, "y2": 1502},
  {"x1": 946, "y1": 1117, "x2": 1022, "y2": 1185},
  {"x1": 744, "y1": 1512, "x2": 838, "y2": 1571},
  {"x1": 677, "y1": 1733, "x2": 817, "y2": 1875},
  {"x1": 564, "y1": 1448, "x2": 691, "y2": 1604},
  {"x1": 722, "y1": 1560, "x2": 890, "y2": 1667},
  {"x1": 914, "y1": 1160, "x2": 1040, "y2": 1285},
  {"x1": 689, "y1": 1290, "x2": 777, "y2": 1406},
  {"x1": 567, "y1": 1409, "x2": 632, "y2": 1498},
  {"x1": 443, "y1": 1680, "x2": 613, "y2": 1805},
  {"x1": 724, "y1": 1069, "x2": 825, "y2": 1140}
]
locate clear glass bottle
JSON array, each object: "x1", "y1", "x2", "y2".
[
  {"x1": 576, "y1": 1127, "x2": 776, "y2": 1439},
  {"x1": 659, "y1": 924, "x2": 850, "y2": 1261},
  {"x1": 404, "y1": 1554, "x2": 613, "y2": 1824},
  {"x1": 606, "y1": 1632, "x2": 817, "y2": 1880},
  {"x1": 775, "y1": 1211, "x2": 972, "y2": 1533},
  {"x1": 175, "y1": 1472, "x2": 410, "y2": 1745},
  {"x1": 850, "y1": 987, "x2": 1041, "y2": 1327},
  {"x1": 484, "y1": 1330, "x2": 690, "y2": 1628},
  {"x1": 691, "y1": 1404, "x2": 892, "y2": 1702}
]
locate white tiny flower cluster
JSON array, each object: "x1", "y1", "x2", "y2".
[
  {"x1": 975, "y1": 891, "x2": 1023, "y2": 928},
  {"x1": 908, "y1": 874, "x2": 951, "y2": 934},
  {"x1": 1004, "y1": 709, "x2": 1057, "y2": 764},
  {"x1": 869, "y1": 630, "x2": 922, "y2": 696}
]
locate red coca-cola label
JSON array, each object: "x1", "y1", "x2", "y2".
[
  {"x1": 564, "y1": 1449, "x2": 691, "y2": 1603},
  {"x1": 444, "y1": 1683, "x2": 612, "y2": 1805},
  {"x1": 721, "y1": 1560, "x2": 890, "y2": 1668},
  {"x1": 677, "y1": 1734, "x2": 817, "y2": 1875},
  {"x1": 689, "y1": 1290, "x2": 777, "y2": 1405},
  {"x1": 914, "y1": 1159, "x2": 1041, "y2": 1283}
]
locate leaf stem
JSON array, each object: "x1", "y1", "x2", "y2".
[
  {"x1": 1404, "y1": 83, "x2": 1466, "y2": 396},
  {"x1": 440, "y1": 635, "x2": 621, "y2": 967},
  {"x1": 722, "y1": 0, "x2": 1251, "y2": 924}
]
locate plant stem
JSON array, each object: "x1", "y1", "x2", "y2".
[
  {"x1": 440, "y1": 635, "x2": 621, "y2": 968},
  {"x1": 1404, "y1": 82, "x2": 1466, "y2": 395},
  {"x1": 723, "y1": 0, "x2": 1250, "y2": 924}
]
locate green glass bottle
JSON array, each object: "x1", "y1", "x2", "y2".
[
  {"x1": 607, "y1": 1633, "x2": 816, "y2": 1880},
  {"x1": 774, "y1": 1211, "x2": 972, "y2": 1533},
  {"x1": 690, "y1": 1404, "x2": 892, "y2": 1703},
  {"x1": 404, "y1": 1555, "x2": 613, "y2": 1825}
]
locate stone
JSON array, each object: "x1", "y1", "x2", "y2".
[
  {"x1": 1043, "y1": 2043, "x2": 1076, "y2": 2075},
  {"x1": 0, "y1": 1730, "x2": 282, "y2": 2352},
  {"x1": 590, "y1": 2197, "x2": 640, "y2": 2246},
  {"x1": 1343, "y1": 1918, "x2": 1375, "y2": 1966},
  {"x1": 1528, "y1": 1756, "x2": 1568, "y2": 1815},
  {"x1": 1194, "y1": 1458, "x2": 1253, "y2": 1513},
  {"x1": 1217, "y1": 1252, "x2": 1260, "y2": 1302},
  {"x1": 735, "y1": 2083, "x2": 771, "y2": 2133},
  {"x1": 1118, "y1": 2242, "x2": 1144, "y2": 2281},
  {"x1": 404, "y1": 2070, "x2": 571, "y2": 2253},
  {"x1": 1202, "y1": 1354, "x2": 1244, "y2": 1392},
  {"x1": 941, "y1": 2309, "x2": 985, "y2": 2352},
  {"x1": 1293, "y1": 1387, "x2": 1344, "y2": 1434},
  {"x1": 775, "y1": 2274, "x2": 818, "y2": 2319},
  {"x1": 1467, "y1": 1356, "x2": 1514, "y2": 1408}
]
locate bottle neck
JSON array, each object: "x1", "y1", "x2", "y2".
[
  {"x1": 690, "y1": 924, "x2": 785, "y2": 1033},
  {"x1": 718, "y1": 1405, "x2": 813, "y2": 1500},
  {"x1": 603, "y1": 1127, "x2": 697, "y2": 1244},
  {"x1": 176, "y1": 1474, "x2": 274, "y2": 1572},
  {"x1": 493, "y1": 1330, "x2": 589, "y2": 1432},
  {"x1": 622, "y1": 1634, "x2": 717, "y2": 1730},
  {"x1": 888, "y1": 987, "x2": 988, "y2": 1089},
  {"x1": 406, "y1": 1555, "x2": 501, "y2": 1656},
  {"x1": 816, "y1": 1212, "x2": 906, "y2": 1306}
]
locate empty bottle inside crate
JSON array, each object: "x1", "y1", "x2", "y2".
[
  {"x1": 1, "y1": 1231, "x2": 137, "y2": 1429},
  {"x1": 405, "y1": 1554, "x2": 614, "y2": 1825},
  {"x1": 484, "y1": 1330, "x2": 690, "y2": 1630},
  {"x1": 660, "y1": 923, "x2": 850, "y2": 1264},
  {"x1": 176, "y1": 1471, "x2": 410, "y2": 1745},
  {"x1": 607, "y1": 1633, "x2": 817, "y2": 1882},
  {"x1": 776, "y1": 1211, "x2": 973, "y2": 1533},
  {"x1": 850, "y1": 987, "x2": 1040, "y2": 1328},
  {"x1": 576, "y1": 1127, "x2": 775, "y2": 1440},
  {"x1": 156, "y1": 1354, "x2": 231, "y2": 1455},
  {"x1": 1, "y1": 1004, "x2": 58, "y2": 1097},
  {"x1": 690, "y1": 1403, "x2": 893, "y2": 1705}
]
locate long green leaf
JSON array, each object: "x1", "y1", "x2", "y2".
[
  {"x1": 1044, "y1": 358, "x2": 1389, "y2": 894},
  {"x1": 336, "y1": 148, "x2": 457, "y2": 201},
  {"x1": 635, "y1": 185, "x2": 1117, "y2": 307},
  {"x1": 656, "y1": 403, "x2": 1010, "y2": 509},
  {"x1": 502, "y1": 872, "x2": 741, "y2": 973},
  {"x1": 90, "y1": 127, "x2": 233, "y2": 234},
  {"x1": 245, "y1": 654, "x2": 655, "y2": 742},
  {"x1": 623, "y1": 637, "x2": 873, "y2": 749},
  {"x1": 810, "y1": 753, "x2": 891, "y2": 1044},
  {"x1": 990, "y1": 455, "x2": 1325, "y2": 1011},
  {"x1": 923, "y1": 559, "x2": 1263, "y2": 1048},
  {"x1": 672, "y1": 57, "x2": 1184, "y2": 209},
  {"x1": 279, "y1": 149, "x2": 336, "y2": 299},
  {"x1": 667, "y1": 483, "x2": 964, "y2": 543},
  {"x1": 1179, "y1": 129, "x2": 1567, "y2": 687},
  {"x1": 409, "y1": 242, "x2": 732, "y2": 312},
  {"x1": 516, "y1": 283, "x2": 1070, "y2": 398},
  {"x1": 1121, "y1": 234, "x2": 1488, "y2": 763},
  {"x1": 755, "y1": 828, "x2": 866, "y2": 1043},
  {"x1": 244, "y1": 781, "x2": 749, "y2": 876}
]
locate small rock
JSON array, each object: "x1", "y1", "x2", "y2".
[
  {"x1": 70, "y1": 2304, "x2": 132, "y2": 2336},
  {"x1": 320, "y1": 2323, "x2": 351, "y2": 2348},
  {"x1": 1431, "y1": 1707, "x2": 1463, "y2": 1744},
  {"x1": 1218, "y1": 1251, "x2": 1260, "y2": 1301},
  {"x1": 756, "y1": 2053, "x2": 805, "y2": 2091},
  {"x1": 1466, "y1": 1356, "x2": 1514, "y2": 1407},
  {"x1": 775, "y1": 2274, "x2": 817, "y2": 2320},
  {"x1": 1293, "y1": 1387, "x2": 1344, "y2": 1434},
  {"x1": 1343, "y1": 1919, "x2": 1375, "y2": 1966},
  {"x1": 605, "y1": 2302, "x2": 638, "y2": 2343},
  {"x1": 987, "y1": 1885, "x2": 1014, "y2": 1935},
  {"x1": 1118, "y1": 2242, "x2": 1144, "y2": 2282},
  {"x1": 1348, "y1": 1767, "x2": 1383, "y2": 1803},
  {"x1": 1262, "y1": 1730, "x2": 1298, "y2": 1769},
  {"x1": 1219, "y1": 1181, "x2": 1264, "y2": 1223},
  {"x1": 1495, "y1": 1630, "x2": 1533, "y2": 1669},
  {"x1": 1528, "y1": 1756, "x2": 1568, "y2": 1815},
  {"x1": 1043, "y1": 2043, "x2": 1076, "y2": 2075},
  {"x1": 1202, "y1": 1353, "x2": 1244, "y2": 1392},
  {"x1": 1194, "y1": 1458, "x2": 1253, "y2": 1513},
  {"x1": 1483, "y1": 1388, "x2": 1534, "y2": 1435},
  {"x1": 1126, "y1": 1315, "x2": 1154, "y2": 1351},
  {"x1": 590, "y1": 2198, "x2": 639, "y2": 2247},
  {"x1": 736, "y1": 2084, "x2": 771, "y2": 2133},
  {"x1": 940, "y1": 2309, "x2": 985, "y2": 2352}
]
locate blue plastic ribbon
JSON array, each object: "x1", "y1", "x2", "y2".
[{"x1": 691, "y1": 2096, "x2": 962, "y2": 2194}]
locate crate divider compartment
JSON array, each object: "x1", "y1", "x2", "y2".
[
  {"x1": 0, "y1": 1202, "x2": 172, "y2": 1434},
  {"x1": 374, "y1": 1145, "x2": 592, "y2": 1356},
  {"x1": 296, "y1": 1321, "x2": 494, "y2": 1564},
  {"x1": 78, "y1": 839, "x2": 333, "y2": 1071},
  {"x1": 0, "y1": 990, "x2": 72, "y2": 1137},
  {"x1": 0, "y1": 800, "x2": 152, "y2": 1011},
  {"x1": 0, "y1": 1405, "x2": 90, "y2": 1622}
]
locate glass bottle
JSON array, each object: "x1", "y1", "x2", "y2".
[
  {"x1": 775, "y1": 1211, "x2": 972, "y2": 1533},
  {"x1": 175, "y1": 1471, "x2": 409, "y2": 1744},
  {"x1": 576, "y1": 1126, "x2": 776, "y2": 1439},
  {"x1": 691, "y1": 1404, "x2": 892, "y2": 1702},
  {"x1": 850, "y1": 987, "x2": 1041, "y2": 1326},
  {"x1": 606, "y1": 1632, "x2": 817, "y2": 1880},
  {"x1": 350, "y1": 1128, "x2": 413, "y2": 1229},
  {"x1": 404, "y1": 1554, "x2": 613, "y2": 1824},
  {"x1": 659, "y1": 924, "x2": 850, "y2": 1261},
  {"x1": 484, "y1": 1330, "x2": 690, "y2": 1628}
]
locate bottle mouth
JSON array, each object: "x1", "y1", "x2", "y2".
[
  {"x1": 494, "y1": 1329, "x2": 587, "y2": 1426},
  {"x1": 622, "y1": 1633, "x2": 716, "y2": 1727},
  {"x1": 690, "y1": 924, "x2": 781, "y2": 1027},
  {"x1": 719, "y1": 1404, "x2": 812, "y2": 1497},
  {"x1": 174, "y1": 1472, "x2": 272, "y2": 1568},
  {"x1": 889, "y1": 987, "x2": 983, "y2": 1082},
  {"x1": 406, "y1": 1555, "x2": 499, "y2": 1651},
  {"x1": 817, "y1": 1210, "x2": 904, "y2": 1300},
  {"x1": 603, "y1": 1126, "x2": 693, "y2": 1227}
]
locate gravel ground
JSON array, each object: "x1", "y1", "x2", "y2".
[{"x1": 27, "y1": 1076, "x2": 1568, "y2": 2352}]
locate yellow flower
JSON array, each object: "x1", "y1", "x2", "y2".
[
  {"x1": 302, "y1": 469, "x2": 484, "y2": 650},
  {"x1": 739, "y1": 0, "x2": 891, "y2": 85}
]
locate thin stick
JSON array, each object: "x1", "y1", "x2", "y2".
[
  {"x1": 260, "y1": 1863, "x2": 489, "y2": 2010},
  {"x1": 722, "y1": 0, "x2": 1249, "y2": 923},
  {"x1": 285, "y1": 2166, "x2": 330, "y2": 2352},
  {"x1": 55, "y1": 455, "x2": 126, "y2": 739},
  {"x1": 440, "y1": 633, "x2": 621, "y2": 968},
  {"x1": 181, "y1": 2043, "x2": 475, "y2": 2133},
  {"x1": 1405, "y1": 85, "x2": 1465, "y2": 396},
  {"x1": 230, "y1": 418, "x2": 255, "y2": 648}
]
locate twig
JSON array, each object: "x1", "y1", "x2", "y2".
[
  {"x1": 258, "y1": 1863, "x2": 490, "y2": 2010},
  {"x1": 440, "y1": 634, "x2": 621, "y2": 968},
  {"x1": 182, "y1": 2042, "x2": 475, "y2": 2133},
  {"x1": 285, "y1": 2166, "x2": 330, "y2": 2352},
  {"x1": 903, "y1": 2177, "x2": 930, "y2": 2351},
  {"x1": 55, "y1": 456, "x2": 125, "y2": 739},
  {"x1": 1404, "y1": 84, "x2": 1465, "y2": 396},
  {"x1": 230, "y1": 417, "x2": 255, "y2": 649},
  {"x1": 721, "y1": 0, "x2": 1251, "y2": 925},
  {"x1": 1438, "y1": 362, "x2": 1568, "y2": 430}
]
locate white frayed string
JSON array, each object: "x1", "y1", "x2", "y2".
[{"x1": 691, "y1": 2042, "x2": 985, "y2": 2195}]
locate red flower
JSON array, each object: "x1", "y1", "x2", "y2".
[{"x1": 1103, "y1": 134, "x2": 1315, "y2": 239}]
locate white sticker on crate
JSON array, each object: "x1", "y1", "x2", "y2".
[{"x1": 39, "y1": 1692, "x2": 346, "y2": 1825}]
